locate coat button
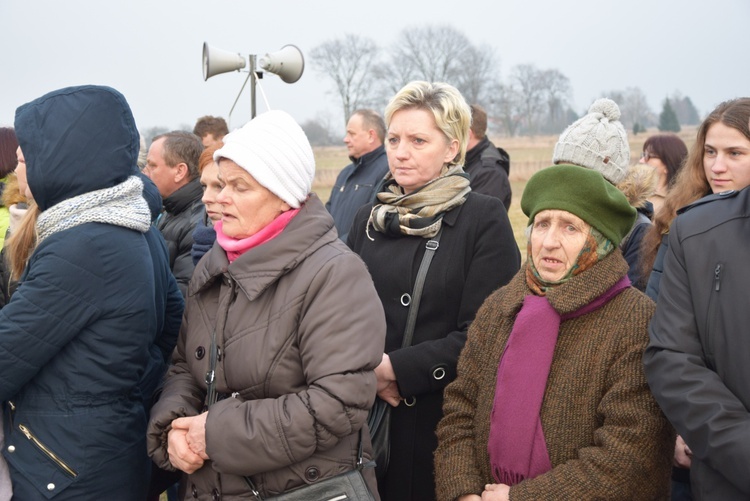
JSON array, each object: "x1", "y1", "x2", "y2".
[
  {"x1": 195, "y1": 346, "x2": 206, "y2": 360},
  {"x1": 6, "y1": 445, "x2": 14, "y2": 453},
  {"x1": 47, "y1": 483, "x2": 55, "y2": 491},
  {"x1": 192, "y1": 484, "x2": 198, "y2": 498},
  {"x1": 305, "y1": 466, "x2": 320, "y2": 481},
  {"x1": 211, "y1": 488, "x2": 220, "y2": 501}
]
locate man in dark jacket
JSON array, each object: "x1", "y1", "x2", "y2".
[
  {"x1": 326, "y1": 109, "x2": 389, "y2": 241},
  {"x1": 644, "y1": 188, "x2": 750, "y2": 500},
  {"x1": 145, "y1": 131, "x2": 204, "y2": 297},
  {"x1": 463, "y1": 104, "x2": 512, "y2": 210}
]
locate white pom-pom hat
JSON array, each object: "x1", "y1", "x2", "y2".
[{"x1": 552, "y1": 98, "x2": 630, "y2": 184}]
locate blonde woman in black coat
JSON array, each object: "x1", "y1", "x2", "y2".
[{"x1": 347, "y1": 81, "x2": 520, "y2": 500}]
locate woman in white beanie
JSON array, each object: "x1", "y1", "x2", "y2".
[
  {"x1": 147, "y1": 110, "x2": 386, "y2": 499},
  {"x1": 552, "y1": 98, "x2": 654, "y2": 290}
]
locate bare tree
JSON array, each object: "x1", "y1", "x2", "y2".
[
  {"x1": 602, "y1": 87, "x2": 654, "y2": 129},
  {"x1": 310, "y1": 34, "x2": 381, "y2": 126},
  {"x1": 510, "y1": 64, "x2": 548, "y2": 134},
  {"x1": 488, "y1": 82, "x2": 524, "y2": 137},
  {"x1": 374, "y1": 26, "x2": 500, "y2": 114},
  {"x1": 456, "y1": 43, "x2": 501, "y2": 106},
  {"x1": 539, "y1": 69, "x2": 571, "y2": 133},
  {"x1": 389, "y1": 25, "x2": 473, "y2": 84}
]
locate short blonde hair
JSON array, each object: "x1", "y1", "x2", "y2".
[{"x1": 384, "y1": 81, "x2": 470, "y2": 166}]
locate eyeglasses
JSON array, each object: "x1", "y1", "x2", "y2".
[{"x1": 641, "y1": 151, "x2": 660, "y2": 162}]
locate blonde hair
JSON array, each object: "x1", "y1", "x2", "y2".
[
  {"x1": 6, "y1": 201, "x2": 40, "y2": 279},
  {"x1": 384, "y1": 81, "x2": 471, "y2": 166}
]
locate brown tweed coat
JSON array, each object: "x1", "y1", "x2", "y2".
[{"x1": 434, "y1": 251, "x2": 673, "y2": 501}]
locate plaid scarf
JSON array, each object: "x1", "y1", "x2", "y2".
[{"x1": 366, "y1": 165, "x2": 470, "y2": 239}]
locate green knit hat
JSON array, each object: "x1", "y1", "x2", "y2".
[{"x1": 521, "y1": 164, "x2": 636, "y2": 247}]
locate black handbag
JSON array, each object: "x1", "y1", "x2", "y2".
[
  {"x1": 244, "y1": 429, "x2": 375, "y2": 501},
  {"x1": 366, "y1": 229, "x2": 443, "y2": 480},
  {"x1": 366, "y1": 396, "x2": 391, "y2": 481}
]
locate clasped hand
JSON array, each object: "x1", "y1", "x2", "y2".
[
  {"x1": 167, "y1": 411, "x2": 209, "y2": 474},
  {"x1": 458, "y1": 483, "x2": 510, "y2": 501}
]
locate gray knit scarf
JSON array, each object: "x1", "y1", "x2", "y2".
[
  {"x1": 367, "y1": 165, "x2": 471, "y2": 239},
  {"x1": 36, "y1": 175, "x2": 151, "y2": 244}
]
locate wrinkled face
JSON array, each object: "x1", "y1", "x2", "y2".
[
  {"x1": 386, "y1": 108, "x2": 458, "y2": 194},
  {"x1": 703, "y1": 122, "x2": 750, "y2": 193},
  {"x1": 216, "y1": 160, "x2": 291, "y2": 239},
  {"x1": 343, "y1": 114, "x2": 372, "y2": 159},
  {"x1": 200, "y1": 161, "x2": 223, "y2": 222},
  {"x1": 530, "y1": 209, "x2": 591, "y2": 282},
  {"x1": 15, "y1": 147, "x2": 31, "y2": 200}
]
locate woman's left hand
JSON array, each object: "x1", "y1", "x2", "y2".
[
  {"x1": 482, "y1": 483, "x2": 510, "y2": 501},
  {"x1": 374, "y1": 353, "x2": 403, "y2": 407},
  {"x1": 172, "y1": 412, "x2": 210, "y2": 460}
]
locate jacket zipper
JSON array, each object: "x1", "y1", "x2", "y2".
[
  {"x1": 7, "y1": 401, "x2": 14, "y2": 429},
  {"x1": 714, "y1": 264, "x2": 722, "y2": 291},
  {"x1": 18, "y1": 424, "x2": 78, "y2": 478}
]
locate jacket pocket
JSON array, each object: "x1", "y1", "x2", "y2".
[
  {"x1": 3, "y1": 421, "x2": 79, "y2": 499},
  {"x1": 18, "y1": 424, "x2": 78, "y2": 478}
]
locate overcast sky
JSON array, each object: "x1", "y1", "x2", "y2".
[{"x1": 2, "y1": 0, "x2": 748, "y2": 135}]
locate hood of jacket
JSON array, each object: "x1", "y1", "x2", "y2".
[
  {"x1": 14, "y1": 85, "x2": 140, "y2": 211},
  {"x1": 616, "y1": 162, "x2": 657, "y2": 210}
]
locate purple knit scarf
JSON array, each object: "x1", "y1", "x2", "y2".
[{"x1": 487, "y1": 276, "x2": 631, "y2": 485}]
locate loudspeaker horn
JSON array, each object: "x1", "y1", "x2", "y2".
[
  {"x1": 258, "y1": 45, "x2": 305, "y2": 83},
  {"x1": 203, "y1": 42, "x2": 247, "y2": 81}
]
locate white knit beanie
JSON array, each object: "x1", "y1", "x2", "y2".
[
  {"x1": 213, "y1": 110, "x2": 315, "y2": 208},
  {"x1": 552, "y1": 98, "x2": 630, "y2": 184}
]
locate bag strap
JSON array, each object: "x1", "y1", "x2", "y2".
[
  {"x1": 401, "y1": 228, "x2": 443, "y2": 349},
  {"x1": 203, "y1": 322, "x2": 222, "y2": 410}
]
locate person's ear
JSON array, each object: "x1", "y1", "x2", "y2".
[
  {"x1": 173, "y1": 163, "x2": 189, "y2": 184},
  {"x1": 443, "y1": 139, "x2": 460, "y2": 164}
]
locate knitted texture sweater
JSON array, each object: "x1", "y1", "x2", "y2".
[{"x1": 435, "y1": 251, "x2": 673, "y2": 501}]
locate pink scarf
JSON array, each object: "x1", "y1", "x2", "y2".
[
  {"x1": 215, "y1": 209, "x2": 299, "y2": 263},
  {"x1": 487, "y1": 276, "x2": 631, "y2": 485}
]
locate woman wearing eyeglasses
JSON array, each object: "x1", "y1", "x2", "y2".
[{"x1": 639, "y1": 134, "x2": 688, "y2": 215}]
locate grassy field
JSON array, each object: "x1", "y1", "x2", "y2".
[{"x1": 312, "y1": 126, "x2": 698, "y2": 256}]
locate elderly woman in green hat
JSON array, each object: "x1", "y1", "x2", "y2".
[{"x1": 434, "y1": 164, "x2": 674, "y2": 501}]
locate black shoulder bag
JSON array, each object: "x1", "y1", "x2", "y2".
[{"x1": 367, "y1": 229, "x2": 443, "y2": 481}]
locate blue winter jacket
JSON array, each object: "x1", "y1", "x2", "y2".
[
  {"x1": 139, "y1": 174, "x2": 184, "y2": 412},
  {"x1": 0, "y1": 85, "x2": 158, "y2": 500}
]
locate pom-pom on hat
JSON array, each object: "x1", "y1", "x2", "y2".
[
  {"x1": 214, "y1": 110, "x2": 315, "y2": 208},
  {"x1": 521, "y1": 164, "x2": 636, "y2": 247},
  {"x1": 552, "y1": 98, "x2": 630, "y2": 185}
]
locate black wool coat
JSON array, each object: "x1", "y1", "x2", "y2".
[{"x1": 348, "y1": 192, "x2": 520, "y2": 501}]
